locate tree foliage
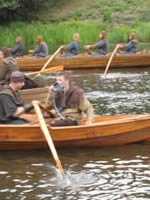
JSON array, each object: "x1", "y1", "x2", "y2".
[{"x1": 0, "y1": 0, "x2": 52, "y2": 23}]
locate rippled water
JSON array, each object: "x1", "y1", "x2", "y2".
[{"x1": 1, "y1": 67, "x2": 150, "y2": 200}]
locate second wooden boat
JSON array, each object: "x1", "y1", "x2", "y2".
[{"x1": 17, "y1": 53, "x2": 150, "y2": 71}]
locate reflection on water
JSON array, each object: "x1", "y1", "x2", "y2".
[
  {"x1": 1, "y1": 68, "x2": 150, "y2": 199},
  {"x1": 1, "y1": 144, "x2": 150, "y2": 200}
]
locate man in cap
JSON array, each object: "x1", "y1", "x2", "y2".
[{"x1": 0, "y1": 71, "x2": 37, "y2": 124}]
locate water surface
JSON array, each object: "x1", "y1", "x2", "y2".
[{"x1": 1, "y1": 67, "x2": 150, "y2": 200}]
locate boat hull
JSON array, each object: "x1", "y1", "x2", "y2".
[
  {"x1": 0, "y1": 115, "x2": 150, "y2": 150},
  {"x1": 17, "y1": 54, "x2": 150, "y2": 71}
]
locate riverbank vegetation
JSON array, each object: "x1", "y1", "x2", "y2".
[
  {"x1": 1, "y1": 0, "x2": 150, "y2": 53},
  {"x1": 0, "y1": 21, "x2": 150, "y2": 53}
]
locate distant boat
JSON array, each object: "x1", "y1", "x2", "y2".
[{"x1": 17, "y1": 53, "x2": 150, "y2": 71}]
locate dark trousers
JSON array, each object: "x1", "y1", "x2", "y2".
[{"x1": 51, "y1": 119, "x2": 78, "y2": 127}]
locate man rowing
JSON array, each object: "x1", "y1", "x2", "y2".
[
  {"x1": 29, "y1": 35, "x2": 49, "y2": 57},
  {"x1": 61, "y1": 33, "x2": 81, "y2": 57},
  {"x1": 45, "y1": 71, "x2": 94, "y2": 126},
  {"x1": 0, "y1": 71, "x2": 39, "y2": 124},
  {"x1": 117, "y1": 32, "x2": 139, "y2": 54},
  {"x1": 11, "y1": 36, "x2": 25, "y2": 57},
  {"x1": 84, "y1": 31, "x2": 109, "y2": 56}
]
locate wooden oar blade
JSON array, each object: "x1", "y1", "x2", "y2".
[
  {"x1": 40, "y1": 65, "x2": 64, "y2": 74},
  {"x1": 26, "y1": 65, "x2": 64, "y2": 77}
]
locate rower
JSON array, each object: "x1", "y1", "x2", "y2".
[
  {"x1": 0, "y1": 71, "x2": 39, "y2": 124},
  {"x1": 11, "y1": 36, "x2": 25, "y2": 57},
  {"x1": 117, "y1": 32, "x2": 139, "y2": 55},
  {"x1": 29, "y1": 35, "x2": 49, "y2": 57},
  {"x1": 84, "y1": 31, "x2": 109, "y2": 56},
  {"x1": 61, "y1": 33, "x2": 80, "y2": 57},
  {"x1": 0, "y1": 47, "x2": 40, "y2": 89},
  {"x1": 45, "y1": 71, "x2": 94, "y2": 126}
]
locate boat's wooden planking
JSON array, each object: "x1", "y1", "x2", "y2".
[
  {"x1": 17, "y1": 54, "x2": 150, "y2": 71},
  {"x1": 0, "y1": 115, "x2": 150, "y2": 150}
]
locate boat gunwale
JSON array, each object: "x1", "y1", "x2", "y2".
[{"x1": 0, "y1": 114, "x2": 150, "y2": 129}]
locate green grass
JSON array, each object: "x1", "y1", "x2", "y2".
[{"x1": 0, "y1": 21, "x2": 150, "y2": 53}]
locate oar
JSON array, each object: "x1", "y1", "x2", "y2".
[
  {"x1": 103, "y1": 45, "x2": 119, "y2": 77},
  {"x1": 29, "y1": 46, "x2": 63, "y2": 78},
  {"x1": 26, "y1": 65, "x2": 64, "y2": 77},
  {"x1": 39, "y1": 104, "x2": 55, "y2": 118},
  {"x1": 41, "y1": 46, "x2": 63, "y2": 72},
  {"x1": 33, "y1": 102, "x2": 64, "y2": 176}
]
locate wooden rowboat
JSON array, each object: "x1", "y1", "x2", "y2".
[
  {"x1": 1, "y1": 88, "x2": 150, "y2": 150},
  {"x1": 20, "y1": 87, "x2": 49, "y2": 104},
  {"x1": 17, "y1": 53, "x2": 150, "y2": 71},
  {"x1": 0, "y1": 114, "x2": 150, "y2": 150}
]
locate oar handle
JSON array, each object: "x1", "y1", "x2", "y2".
[
  {"x1": 33, "y1": 102, "x2": 64, "y2": 175},
  {"x1": 103, "y1": 45, "x2": 119, "y2": 77},
  {"x1": 41, "y1": 46, "x2": 63, "y2": 72},
  {"x1": 39, "y1": 104, "x2": 55, "y2": 118}
]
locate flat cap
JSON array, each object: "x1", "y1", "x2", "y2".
[{"x1": 10, "y1": 71, "x2": 25, "y2": 83}]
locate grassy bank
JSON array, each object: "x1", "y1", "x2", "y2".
[{"x1": 1, "y1": 21, "x2": 150, "y2": 53}]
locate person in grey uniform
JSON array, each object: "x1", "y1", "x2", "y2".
[
  {"x1": 117, "y1": 32, "x2": 139, "y2": 55},
  {"x1": 29, "y1": 35, "x2": 48, "y2": 57},
  {"x1": 11, "y1": 36, "x2": 24, "y2": 57},
  {"x1": 84, "y1": 31, "x2": 109, "y2": 56},
  {"x1": 61, "y1": 33, "x2": 80, "y2": 57}
]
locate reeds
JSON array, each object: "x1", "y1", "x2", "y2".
[{"x1": 0, "y1": 21, "x2": 150, "y2": 53}]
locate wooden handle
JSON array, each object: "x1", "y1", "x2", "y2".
[
  {"x1": 103, "y1": 45, "x2": 119, "y2": 77},
  {"x1": 39, "y1": 104, "x2": 55, "y2": 118},
  {"x1": 41, "y1": 46, "x2": 63, "y2": 72},
  {"x1": 33, "y1": 102, "x2": 64, "y2": 175}
]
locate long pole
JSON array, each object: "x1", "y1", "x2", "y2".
[
  {"x1": 33, "y1": 102, "x2": 64, "y2": 175},
  {"x1": 103, "y1": 45, "x2": 119, "y2": 77},
  {"x1": 41, "y1": 46, "x2": 63, "y2": 72}
]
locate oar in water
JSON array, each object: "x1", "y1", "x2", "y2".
[
  {"x1": 103, "y1": 45, "x2": 119, "y2": 77},
  {"x1": 33, "y1": 102, "x2": 64, "y2": 176}
]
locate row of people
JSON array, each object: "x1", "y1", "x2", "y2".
[
  {"x1": 8, "y1": 31, "x2": 139, "y2": 58},
  {"x1": 0, "y1": 70, "x2": 94, "y2": 126}
]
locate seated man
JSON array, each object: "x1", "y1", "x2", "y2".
[
  {"x1": 84, "y1": 31, "x2": 109, "y2": 56},
  {"x1": 0, "y1": 47, "x2": 40, "y2": 89},
  {"x1": 29, "y1": 35, "x2": 48, "y2": 57},
  {"x1": 45, "y1": 71, "x2": 94, "y2": 126},
  {"x1": 117, "y1": 32, "x2": 139, "y2": 55},
  {"x1": 0, "y1": 47, "x2": 18, "y2": 83},
  {"x1": 0, "y1": 71, "x2": 37, "y2": 124},
  {"x1": 11, "y1": 36, "x2": 25, "y2": 57},
  {"x1": 61, "y1": 33, "x2": 80, "y2": 57}
]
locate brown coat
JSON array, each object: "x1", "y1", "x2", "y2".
[
  {"x1": 45, "y1": 82, "x2": 94, "y2": 124},
  {"x1": 0, "y1": 57, "x2": 18, "y2": 82}
]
